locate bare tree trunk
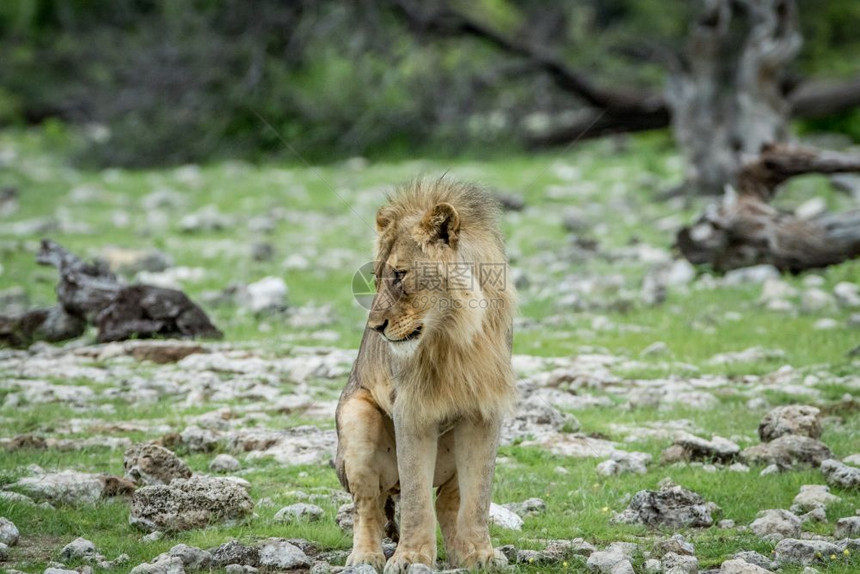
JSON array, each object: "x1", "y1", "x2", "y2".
[
  {"x1": 677, "y1": 144, "x2": 860, "y2": 272},
  {"x1": 667, "y1": 0, "x2": 802, "y2": 195}
]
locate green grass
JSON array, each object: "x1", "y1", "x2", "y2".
[{"x1": 1, "y1": 127, "x2": 859, "y2": 572}]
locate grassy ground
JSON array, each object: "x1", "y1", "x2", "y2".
[{"x1": 0, "y1": 128, "x2": 859, "y2": 573}]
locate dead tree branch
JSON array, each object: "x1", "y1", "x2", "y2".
[
  {"x1": 677, "y1": 144, "x2": 860, "y2": 272},
  {"x1": 0, "y1": 240, "x2": 222, "y2": 347}
]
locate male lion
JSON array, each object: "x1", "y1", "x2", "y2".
[{"x1": 335, "y1": 179, "x2": 517, "y2": 573}]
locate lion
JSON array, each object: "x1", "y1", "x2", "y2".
[{"x1": 335, "y1": 178, "x2": 517, "y2": 573}]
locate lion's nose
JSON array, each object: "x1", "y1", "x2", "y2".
[{"x1": 369, "y1": 319, "x2": 388, "y2": 334}]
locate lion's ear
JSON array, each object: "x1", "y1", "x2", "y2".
[
  {"x1": 414, "y1": 202, "x2": 460, "y2": 249},
  {"x1": 376, "y1": 208, "x2": 393, "y2": 234}
]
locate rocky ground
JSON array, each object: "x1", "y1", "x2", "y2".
[{"x1": 0, "y1": 130, "x2": 859, "y2": 573}]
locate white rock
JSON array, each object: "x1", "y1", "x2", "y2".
[
  {"x1": 835, "y1": 516, "x2": 860, "y2": 538},
  {"x1": 60, "y1": 537, "x2": 97, "y2": 560},
  {"x1": 274, "y1": 503, "x2": 324, "y2": 523},
  {"x1": 834, "y1": 282, "x2": 860, "y2": 307},
  {"x1": 0, "y1": 518, "x2": 19, "y2": 546},
  {"x1": 720, "y1": 558, "x2": 771, "y2": 573},
  {"x1": 813, "y1": 318, "x2": 838, "y2": 330},
  {"x1": 258, "y1": 538, "x2": 311, "y2": 569},
  {"x1": 596, "y1": 451, "x2": 652, "y2": 476},
  {"x1": 843, "y1": 453, "x2": 860, "y2": 466},
  {"x1": 129, "y1": 556, "x2": 185, "y2": 574},
  {"x1": 489, "y1": 503, "x2": 523, "y2": 530},
  {"x1": 760, "y1": 278, "x2": 798, "y2": 303},
  {"x1": 795, "y1": 197, "x2": 827, "y2": 220},
  {"x1": 209, "y1": 454, "x2": 240, "y2": 473},
  {"x1": 244, "y1": 276, "x2": 288, "y2": 312},
  {"x1": 750, "y1": 509, "x2": 801, "y2": 540},
  {"x1": 791, "y1": 484, "x2": 840, "y2": 513},
  {"x1": 13, "y1": 471, "x2": 105, "y2": 505},
  {"x1": 723, "y1": 265, "x2": 779, "y2": 286},
  {"x1": 641, "y1": 342, "x2": 669, "y2": 357},
  {"x1": 801, "y1": 288, "x2": 835, "y2": 312}
]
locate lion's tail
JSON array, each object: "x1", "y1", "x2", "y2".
[{"x1": 383, "y1": 496, "x2": 399, "y2": 542}]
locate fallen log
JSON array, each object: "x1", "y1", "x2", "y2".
[
  {"x1": 0, "y1": 240, "x2": 222, "y2": 346},
  {"x1": 676, "y1": 144, "x2": 860, "y2": 272}
]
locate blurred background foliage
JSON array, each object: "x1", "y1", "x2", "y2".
[{"x1": 0, "y1": 0, "x2": 859, "y2": 167}]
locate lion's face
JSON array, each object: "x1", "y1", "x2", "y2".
[{"x1": 368, "y1": 201, "x2": 481, "y2": 357}]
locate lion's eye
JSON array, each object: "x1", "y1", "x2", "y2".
[{"x1": 393, "y1": 269, "x2": 407, "y2": 283}]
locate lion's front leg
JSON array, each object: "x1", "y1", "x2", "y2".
[
  {"x1": 449, "y1": 416, "x2": 506, "y2": 570},
  {"x1": 384, "y1": 413, "x2": 438, "y2": 574}
]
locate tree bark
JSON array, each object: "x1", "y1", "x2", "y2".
[
  {"x1": 666, "y1": 0, "x2": 802, "y2": 195},
  {"x1": 676, "y1": 144, "x2": 860, "y2": 272},
  {"x1": 0, "y1": 240, "x2": 222, "y2": 347}
]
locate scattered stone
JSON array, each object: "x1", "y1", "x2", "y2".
[
  {"x1": 44, "y1": 569, "x2": 80, "y2": 574},
  {"x1": 242, "y1": 276, "x2": 288, "y2": 313},
  {"x1": 653, "y1": 534, "x2": 695, "y2": 557},
  {"x1": 167, "y1": 544, "x2": 212, "y2": 570},
  {"x1": 750, "y1": 509, "x2": 802, "y2": 541},
  {"x1": 641, "y1": 341, "x2": 669, "y2": 357},
  {"x1": 209, "y1": 454, "x2": 240, "y2": 473},
  {"x1": 728, "y1": 463, "x2": 750, "y2": 472},
  {"x1": 124, "y1": 444, "x2": 192, "y2": 486},
  {"x1": 798, "y1": 506, "x2": 827, "y2": 523},
  {"x1": 795, "y1": 197, "x2": 827, "y2": 220},
  {"x1": 773, "y1": 538, "x2": 839, "y2": 566},
  {"x1": 759, "y1": 405, "x2": 822, "y2": 442},
  {"x1": 179, "y1": 426, "x2": 221, "y2": 453},
  {"x1": 274, "y1": 503, "x2": 324, "y2": 523},
  {"x1": 834, "y1": 282, "x2": 860, "y2": 307},
  {"x1": 128, "y1": 341, "x2": 204, "y2": 364},
  {"x1": 60, "y1": 537, "x2": 97, "y2": 561},
  {"x1": 489, "y1": 503, "x2": 524, "y2": 530},
  {"x1": 129, "y1": 556, "x2": 185, "y2": 574},
  {"x1": 597, "y1": 451, "x2": 652, "y2": 476},
  {"x1": 835, "y1": 516, "x2": 860, "y2": 538},
  {"x1": 662, "y1": 552, "x2": 698, "y2": 574},
  {"x1": 663, "y1": 434, "x2": 739, "y2": 463},
  {"x1": 502, "y1": 498, "x2": 546, "y2": 519},
  {"x1": 790, "y1": 484, "x2": 840, "y2": 513},
  {"x1": 501, "y1": 396, "x2": 580, "y2": 442},
  {"x1": 258, "y1": 538, "x2": 311, "y2": 570},
  {"x1": 495, "y1": 192, "x2": 525, "y2": 211},
  {"x1": 760, "y1": 464, "x2": 781, "y2": 476},
  {"x1": 741, "y1": 435, "x2": 833, "y2": 467},
  {"x1": 0, "y1": 542, "x2": 8, "y2": 561},
  {"x1": 586, "y1": 549, "x2": 635, "y2": 574},
  {"x1": 820, "y1": 459, "x2": 860, "y2": 489},
  {"x1": 336, "y1": 503, "x2": 354, "y2": 533},
  {"x1": 720, "y1": 559, "x2": 770, "y2": 573},
  {"x1": 801, "y1": 289, "x2": 836, "y2": 312},
  {"x1": 12, "y1": 470, "x2": 110, "y2": 505},
  {"x1": 180, "y1": 205, "x2": 232, "y2": 233},
  {"x1": 0, "y1": 518, "x2": 19, "y2": 546},
  {"x1": 130, "y1": 476, "x2": 254, "y2": 532},
  {"x1": 210, "y1": 540, "x2": 259, "y2": 567},
  {"x1": 723, "y1": 265, "x2": 779, "y2": 285},
  {"x1": 613, "y1": 483, "x2": 717, "y2": 528},
  {"x1": 225, "y1": 565, "x2": 258, "y2": 574},
  {"x1": 644, "y1": 559, "x2": 661, "y2": 573},
  {"x1": 813, "y1": 318, "x2": 838, "y2": 330},
  {"x1": 731, "y1": 551, "x2": 777, "y2": 571},
  {"x1": 842, "y1": 454, "x2": 860, "y2": 466},
  {"x1": 718, "y1": 519, "x2": 735, "y2": 529},
  {"x1": 707, "y1": 346, "x2": 786, "y2": 366}
]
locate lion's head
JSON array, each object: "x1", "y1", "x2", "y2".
[{"x1": 367, "y1": 179, "x2": 512, "y2": 359}]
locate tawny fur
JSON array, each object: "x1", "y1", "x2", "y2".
[{"x1": 335, "y1": 178, "x2": 517, "y2": 572}]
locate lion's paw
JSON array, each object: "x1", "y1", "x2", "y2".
[
  {"x1": 382, "y1": 546, "x2": 435, "y2": 574},
  {"x1": 453, "y1": 545, "x2": 508, "y2": 571},
  {"x1": 346, "y1": 549, "x2": 386, "y2": 572}
]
